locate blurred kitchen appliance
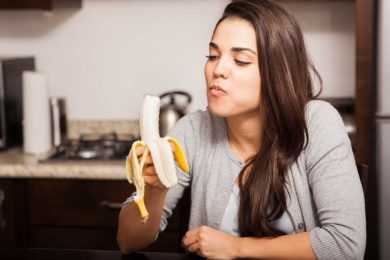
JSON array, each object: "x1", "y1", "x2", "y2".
[
  {"x1": 0, "y1": 57, "x2": 35, "y2": 149},
  {"x1": 377, "y1": 1, "x2": 390, "y2": 259},
  {"x1": 22, "y1": 71, "x2": 51, "y2": 155},
  {"x1": 50, "y1": 97, "x2": 68, "y2": 147},
  {"x1": 159, "y1": 91, "x2": 192, "y2": 136},
  {"x1": 44, "y1": 132, "x2": 137, "y2": 161}
]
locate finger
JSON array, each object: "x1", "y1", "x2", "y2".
[
  {"x1": 144, "y1": 176, "x2": 164, "y2": 188},
  {"x1": 185, "y1": 228, "x2": 200, "y2": 238},
  {"x1": 143, "y1": 162, "x2": 153, "y2": 169},
  {"x1": 186, "y1": 241, "x2": 200, "y2": 254},
  {"x1": 144, "y1": 175, "x2": 159, "y2": 183},
  {"x1": 135, "y1": 146, "x2": 145, "y2": 157},
  {"x1": 143, "y1": 154, "x2": 153, "y2": 165},
  {"x1": 183, "y1": 230, "x2": 202, "y2": 249},
  {"x1": 143, "y1": 165, "x2": 156, "y2": 176},
  {"x1": 182, "y1": 234, "x2": 198, "y2": 248}
]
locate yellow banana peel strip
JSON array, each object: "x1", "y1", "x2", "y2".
[{"x1": 166, "y1": 137, "x2": 190, "y2": 173}]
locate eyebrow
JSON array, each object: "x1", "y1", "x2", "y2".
[{"x1": 209, "y1": 42, "x2": 257, "y2": 55}]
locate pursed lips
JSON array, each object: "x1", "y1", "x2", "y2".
[{"x1": 209, "y1": 84, "x2": 227, "y2": 93}]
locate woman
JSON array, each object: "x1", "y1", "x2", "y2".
[{"x1": 117, "y1": 0, "x2": 366, "y2": 259}]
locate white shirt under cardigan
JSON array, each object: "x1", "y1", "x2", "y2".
[
  {"x1": 219, "y1": 181, "x2": 295, "y2": 236},
  {"x1": 124, "y1": 100, "x2": 366, "y2": 260}
]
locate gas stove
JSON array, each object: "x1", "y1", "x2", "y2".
[{"x1": 45, "y1": 132, "x2": 138, "y2": 161}]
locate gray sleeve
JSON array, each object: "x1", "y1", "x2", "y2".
[
  {"x1": 305, "y1": 101, "x2": 366, "y2": 260},
  {"x1": 158, "y1": 114, "x2": 196, "y2": 233}
]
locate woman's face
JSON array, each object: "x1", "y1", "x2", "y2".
[{"x1": 205, "y1": 17, "x2": 261, "y2": 118}]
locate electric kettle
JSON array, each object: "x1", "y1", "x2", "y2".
[{"x1": 159, "y1": 91, "x2": 192, "y2": 136}]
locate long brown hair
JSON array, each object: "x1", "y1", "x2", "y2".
[{"x1": 215, "y1": 0, "x2": 322, "y2": 236}]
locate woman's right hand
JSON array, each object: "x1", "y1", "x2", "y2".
[{"x1": 135, "y1": 145, "x2": 174, "y2": 191}]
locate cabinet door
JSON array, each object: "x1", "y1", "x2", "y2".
[
  {"x1": 0, "y1": 179, "x2": 28, "y2": 248},
  {"x1": 0, "y1": 180, "x2": 14, "y2": 247},
  {"x1": 28, "y1": 179, "x2": 190, "y2": 252},
  {"x1": 29, "y1": 179, "x2": 131, "y2": 228}
]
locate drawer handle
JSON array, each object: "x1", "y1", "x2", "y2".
[{"x1": 100, "y1": 200, "x2": 122, "y2": 210}]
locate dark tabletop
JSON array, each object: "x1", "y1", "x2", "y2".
[{"x1": 0, "y1": 248, "x2": 204, "y2": 260}]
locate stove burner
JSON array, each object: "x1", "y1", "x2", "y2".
[
  {"x1": 78, "y1": 149, "x2": 99, "y2": 159},
  {"x1": 46, "y1": 132, "x2": 138, "y2": 161}
]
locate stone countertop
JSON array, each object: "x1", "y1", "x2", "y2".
[{"x1": 0, "y1": 148, "x2": 128, "y2": 180}]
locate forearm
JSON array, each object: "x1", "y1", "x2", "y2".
[
  {"x1": 117, "y1": 185, "x2": 168, "y2": 254},
  {"x1": 237, "y1": 232, "x2": 316, "y2": 260}
]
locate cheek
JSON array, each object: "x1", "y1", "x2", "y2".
[
  {"x1": 204, "y1": 62, "x2": 213, "y2": 85},
  {"x1": 246, "y1": 66, "x2": 261, "y2": 88},
  {"x1": 235, "y1": 70, "x2": 261, "y2": 102}
]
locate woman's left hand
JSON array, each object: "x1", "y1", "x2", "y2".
[{"x1": 182, "y1": 225, "x2": 240, "y2": 259}]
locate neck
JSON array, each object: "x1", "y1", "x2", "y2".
[{"x1": 225, "y1": 110, "x2": 262, "y2": 163}]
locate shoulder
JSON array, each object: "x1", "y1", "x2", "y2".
[
  {"x1": 167, "y1": 109, "x2": 223, "y2": 171},
  {"x1": 169, "y1": 108, "x2": 223, "y2": 136},
  {"x1": 304, "y1": 100, "x2": 352, "y2": 171},
  {"x1": 305, "y1": 100, "x2": 343, "y2": 127},
  {"x1": 169, "y1": 109, "x2": 209, "y2": 133},
  {"x1": 305, "y1": 99, "x2": 347, "y2": 140}
]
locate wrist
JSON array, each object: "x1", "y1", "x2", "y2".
[
  {"x1": 235, "y1": 236, "x2": 267, "y2": 259},
  {"x1": 234, "y1": 236, "x2": 245, "y2": 259},
  {"x1": 145, "y1": 183, "x2": 168, "y2": 193}
]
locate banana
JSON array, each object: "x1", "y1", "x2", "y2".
[{"x1": 126, "y1": 95, "x2": 190, "y2": 222}]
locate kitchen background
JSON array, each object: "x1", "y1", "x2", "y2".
[
  {"x1": 0, "y1": 1, "x2": 385, "y2": 260},
  {"x1": 0, "y1": 0, "x2": 355, "y2": 120}
]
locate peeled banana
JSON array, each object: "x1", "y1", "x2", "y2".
[{"x1": 126, "y1": 95, "x2": 189, "y2": 222}]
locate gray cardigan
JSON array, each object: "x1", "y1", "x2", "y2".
[{"x1": 159, "y1": 100, "x2": 366, "y2": 260}]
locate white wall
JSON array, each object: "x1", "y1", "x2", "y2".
[
  {"x1": 280, "y1": 1, "x2": 356, "y2": 99},
  {"x1": 0, "y1": 0, "x2": 355, "y2": 120}
]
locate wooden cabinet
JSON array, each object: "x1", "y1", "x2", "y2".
[
  {"x1": 0, "y1": 178, "x2": 190, "y2": 252},
  {"x1": 0, "y1": 0, "x2": 82, "y2": 10},
  {"x1": 355, "y1": 1, "x2": 377, "y2": 260},
  {"x1": 0, "y1": 180, "x2": 17, "y2": 247},
  {"x1": 0, "y1": 180, "x2": 29, "y2": 248}
]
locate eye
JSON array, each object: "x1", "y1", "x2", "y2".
[
  {"x1": 206, "y1": 55, "x2": 218, "y2": 61},
  {"x1": 235, "y1": 59, "x2": 251, "y2": 66}
]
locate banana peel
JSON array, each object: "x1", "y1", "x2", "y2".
[{"x1": 125, "y1": 95, "x2": 189, "y2": 222}]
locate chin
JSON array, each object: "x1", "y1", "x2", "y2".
[
  {"x1": 207, "y1": 103, "x2": 233, "y2": 118},
  {"x1": 208, "y1": 101, "x2": 260, "y2": 119}
]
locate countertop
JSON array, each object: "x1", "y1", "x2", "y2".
[{"x1": 0, "y1": 148, "x2": 127, "y2": 180}]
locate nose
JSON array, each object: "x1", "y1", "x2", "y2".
[{"x1": 213, "y1": 57, "x2": 230, "y2": 79}]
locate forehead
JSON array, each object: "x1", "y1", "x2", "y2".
[{"x1": 211, "y1": 17, "x2": 257, "y2": 50}]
